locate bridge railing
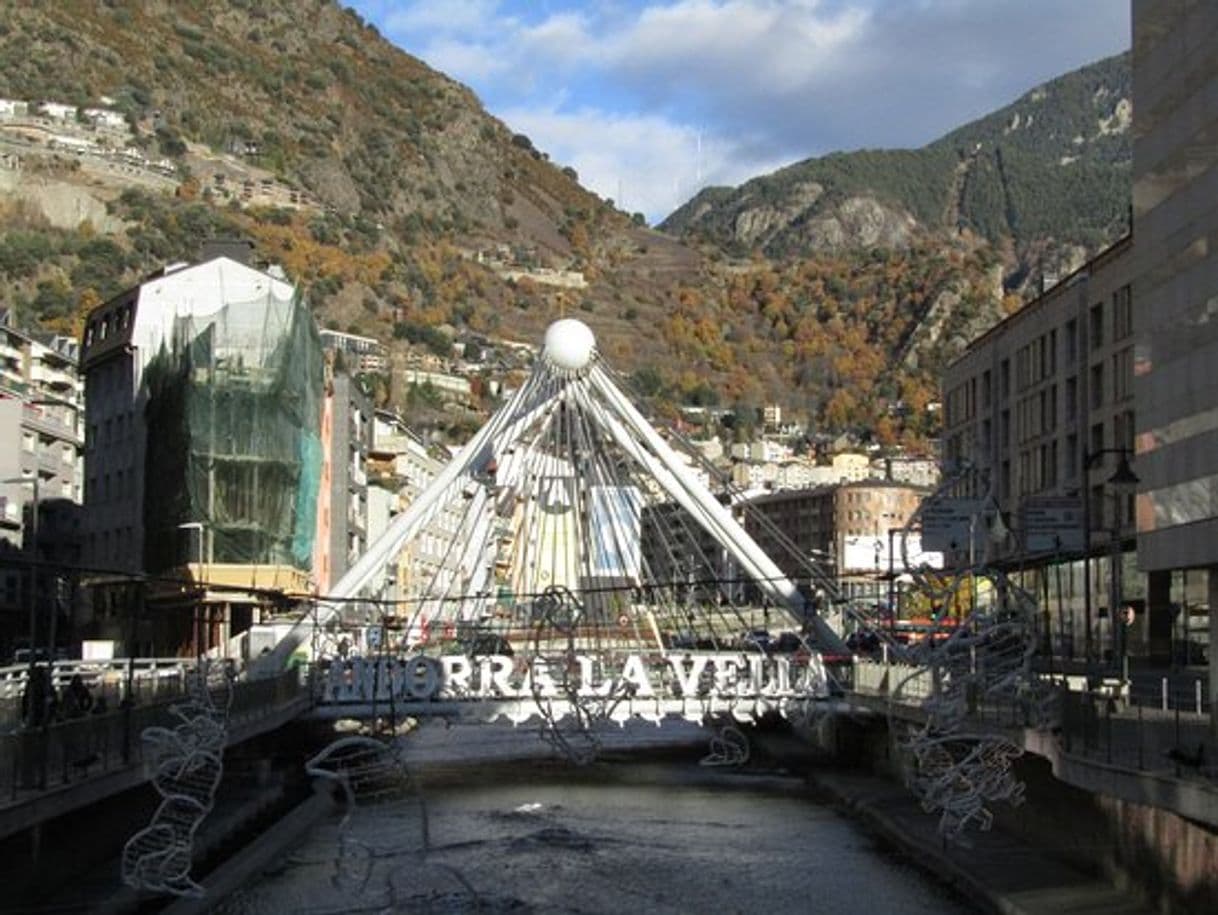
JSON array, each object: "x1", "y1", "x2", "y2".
[
  {"x1": 1057, "y1": 688, "x2": 1216, "y2": 782},
  {"x1": 0, "y1": 659, "x2": 194, "y2": 732},
  {"x1": 0, "y1": 667, "x2": 306, "y2": 803},
  {"x1": 851, "y1": 659, "x2": 936, "y2": 702}
]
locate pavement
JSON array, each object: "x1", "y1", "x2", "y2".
[{"x1": 808, "y1": 770, "x2": 1157, "y2": 915}]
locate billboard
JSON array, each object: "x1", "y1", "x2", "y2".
[
  {"x1": 841, "y1": 532, "x2": 944, "y2": 574},
  {"x1": 589, "y1": 485, "x2": 642, "y2": 579}
]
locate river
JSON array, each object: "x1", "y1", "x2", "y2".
[{"x1": 216, "y1": 761, "x2": 974, "y2": 914}]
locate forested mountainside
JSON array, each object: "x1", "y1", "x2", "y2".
[
  {"x1": 0, "y1": 2, "x2": 1124, "y2": 450},
  {"x1": 662, "y1": 53, "x2": 1131, "y2": 295}
]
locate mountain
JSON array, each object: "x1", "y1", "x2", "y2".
[
  {"x1": 661, "y1": 53, "x2": 1131, "y2": 292},
  {"x1": 0, "y1": 3, "x2": 1118, "y2": 452}
]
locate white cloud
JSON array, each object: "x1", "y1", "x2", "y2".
[
  {"x1": 355, "y1": 0, "x2": 1130, "y2": 220},
  {"x1": 419, "y1": 37, "x2": 512, "y2": 82},
  {"x1": 605, "y1": 0, "x2": 870, "y2": 93},
  {"x1": 501, "y1": 105, "x2": 790, "y2": 221},
  {"x1": 383, "y1": 0, "x2": 505, "y2": 37}
]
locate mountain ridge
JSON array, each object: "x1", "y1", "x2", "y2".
[
  {"x1": 0, "y1": 3, "x2": 1126, "y2": 450},
  {"x1": 661, "y1": 52, "x2": 1131, "y2": 292}
]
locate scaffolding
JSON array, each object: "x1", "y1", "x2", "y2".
[{"x1": 142, "y1": 289, "x2": 323, "y2": 574}]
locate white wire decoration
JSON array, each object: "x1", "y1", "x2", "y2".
[
  {"x1": 121, "y1": 660, "x2": 234, "y2": 897},
  {"x1": 881, "y1": 466, "x2": 1057, "y2": 838}
]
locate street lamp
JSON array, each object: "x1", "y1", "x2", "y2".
[
  {"x1": 1080, "y1": 448, "x2": 1138, "y2": 673},
  {"x1": 177, "y1": 521, "x2": 205, "y2": 657},
  {"x1": 2, "y1": 475, "x2": 41, "y2": 684}
]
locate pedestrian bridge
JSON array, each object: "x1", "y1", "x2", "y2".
[{"x1": 307, "y1": 647, "x2": 846, "y2": 726}]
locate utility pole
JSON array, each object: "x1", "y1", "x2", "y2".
[{"x1": 3, "y1": 475, "x2": 40, "y2": 695}]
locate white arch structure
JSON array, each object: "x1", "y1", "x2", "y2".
[{"x1": 259, "y1": 319, "x2": 847, "y2": 671}]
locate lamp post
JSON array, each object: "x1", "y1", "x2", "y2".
[
  {"x1": 1106, "y1": 454, "x2": 1139, "y2": 679},
  {"x1": 2, "y1": 475, "x2": 40, "y2": 690},
  {"x1": 1080, "y1": 448, "x2": 1138, "y2": 674},
  {"x1": 177, "y1": 521, "x2": 205, "y2": 657}
]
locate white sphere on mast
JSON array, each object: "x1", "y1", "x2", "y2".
[{"x1": 543, "y1": 318, "x2": 596, "y2": 371}]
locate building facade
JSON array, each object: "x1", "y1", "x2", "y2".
[
  {"x1": 0, "y1": 313, "x2": 83, "y2": 656},
  {"x1": 317, "y1": 371, "x2": 371, "y2": 591},
  {"x1": 742, "y1": 481, "x2": 928, "y2": 601},
  {"x1": 942, "y1": 238, "x2": 1139, "y2": 659},
  {"x1": 1131, "y1": 0, "x2": 1218, "y2": 723},
  {"x1": 80, "y1": 251, "x2": 323, "y2": 656}
]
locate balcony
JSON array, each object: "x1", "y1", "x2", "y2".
[{"x1": 22, "y1": 408, "x2": 80, "y2": 445}]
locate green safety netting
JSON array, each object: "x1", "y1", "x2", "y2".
[{"x1": 142, "y1": 289, "x2": 323, "y2": 574}]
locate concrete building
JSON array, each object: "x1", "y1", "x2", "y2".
[
  {"x1": 313, "y1": 370, "x2": 371, "y2": 592},
  {"x1": 942, "y1": 238, "x2": 1137, "y2": 659},
  {"x1": 742, "y1": 481, "x2": 929, "y2": 601},
  {"x1": 401, "y1": 369, "x2": 472, "y2": 403},
  {"x1": 80, "y1": 250, "x2": 323, "y2": 656},
  {"x1": 319, "y1": 328, "x2": 389, "y2": 375},
  {"x1": 1132, "y1": 1, "x2": 1218, "y2": 729},
  {"x1": 0, "y1": 313, "x2": 84, "y2": 656}
]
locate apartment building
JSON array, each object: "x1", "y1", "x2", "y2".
[
  {"x1": 80, "y1": 249, "x2": 323, "y2": 655},
  {"x1": 742, "y1": 480, "x2": 928, "y2": 600},
  {"x1": 0, "y1": 312, "x2": 83, "y2": 655},
  {"x1": 942, "y1": 238, "x2": 1137, "y2": 657},
  {"x1": 313, "y1": 370, "x2": 372, "y2": 592}
]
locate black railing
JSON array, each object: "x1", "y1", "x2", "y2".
[{"x1": 0, "y1": 668, "x2": 307, "y2": 803}]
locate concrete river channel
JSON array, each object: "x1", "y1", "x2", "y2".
[{"x1": 215, "y1": 729, "x2": 974, "y2": 915}]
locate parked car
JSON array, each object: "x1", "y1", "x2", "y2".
[{"x1": 738, "y1": 629, "x2": 772, "y2": 652}]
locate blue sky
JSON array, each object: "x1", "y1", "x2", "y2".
[{"x1": 348, "y1": 1, "x2": 1130, "y2": 223}]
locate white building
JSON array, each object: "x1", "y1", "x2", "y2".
[
  {"x1": 319, "y1": 328, "x2": 389, "y2": 374},
  {"x1": 82, "y1": 107, "x2": 127, "y2": 130},
  {"x1": 401, "y1": 369, "x2": 472, "y2": 402},
  {"x1": 80, "y1": 254, "x2": 300, "y2": 574},
  {"x1": 0, "y1": 312, "x2": 84, "y2": 654},
  {"x1": 38, "y1": 101, "x2": 76, "y2": 121}
]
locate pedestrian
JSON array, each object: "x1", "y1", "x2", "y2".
[
  {"x1": 62, "y1": 674, "x2": 94, "y2": 719},
  {"x1": 20, "y1": 665, "x2": 53, "y2": 728}
]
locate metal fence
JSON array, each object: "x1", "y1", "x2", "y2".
[
  {"x1": 1058, "y1": 688, "x2": 1216, "y2": 782},
  {"x1": 852, "y1": 659, "x2": 1216, "y2": 783},
  {"x1": 0, "y1": 667, "x2": 307, "y2": 802},
  {"x1": 0, "y1": 659, "x2": 194, "y2": 732}
]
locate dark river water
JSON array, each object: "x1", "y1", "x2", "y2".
[{"x1": 217, "y1": 763, "x2": 976, "y2": 914}]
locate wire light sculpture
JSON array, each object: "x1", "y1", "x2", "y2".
[
  {"x1": 121, "y1": 659, "x2": 234, "y2": 897},
  {"x1": 877, "y1": 464, "x2": 1057, "y2": 838},
  {"x1": 303, "y1": 735, "x2": 482, "y2": 911}
]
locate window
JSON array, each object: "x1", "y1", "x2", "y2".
[
  {"x1": 1000, "y1": 359, "x2": 1010, "y2": 401},
  {"x1": 1090, "y1": 363, "x2": 1104, "y2": 409},
  {"x1": 1113, "y1": 346, "x2": 1133, "y2": 401},
  {"x1": 1089, "y1": 302, "x2": 1103, "y2": 351},
  {"x1": 1113, "y1": 409, "x2": 1135, "y2": 453},
  {"x1": 1066, "y1": 433, "x2": 1079, "y2": 480},
  {"x1": 1065, "y1": 376, "x2": 1078, "y2": 421},
  {"x1": 1112, "y1": 285, "x2": 1132, "y2": 341},
  {"x1": 1065, "y1": 319, "x2": 1078, "y2": 365},
  {"x1": 1090, "y1": 422, "x2": 1104, "y2": 456}
]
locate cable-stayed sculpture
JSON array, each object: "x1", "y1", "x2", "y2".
[{"x1": 262, "y1": 319, "x2": 848, "y2": 745}]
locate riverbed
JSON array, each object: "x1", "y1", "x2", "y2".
[{"x1": 216, "y1": 762, "x2": 975, "y2": 914}]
